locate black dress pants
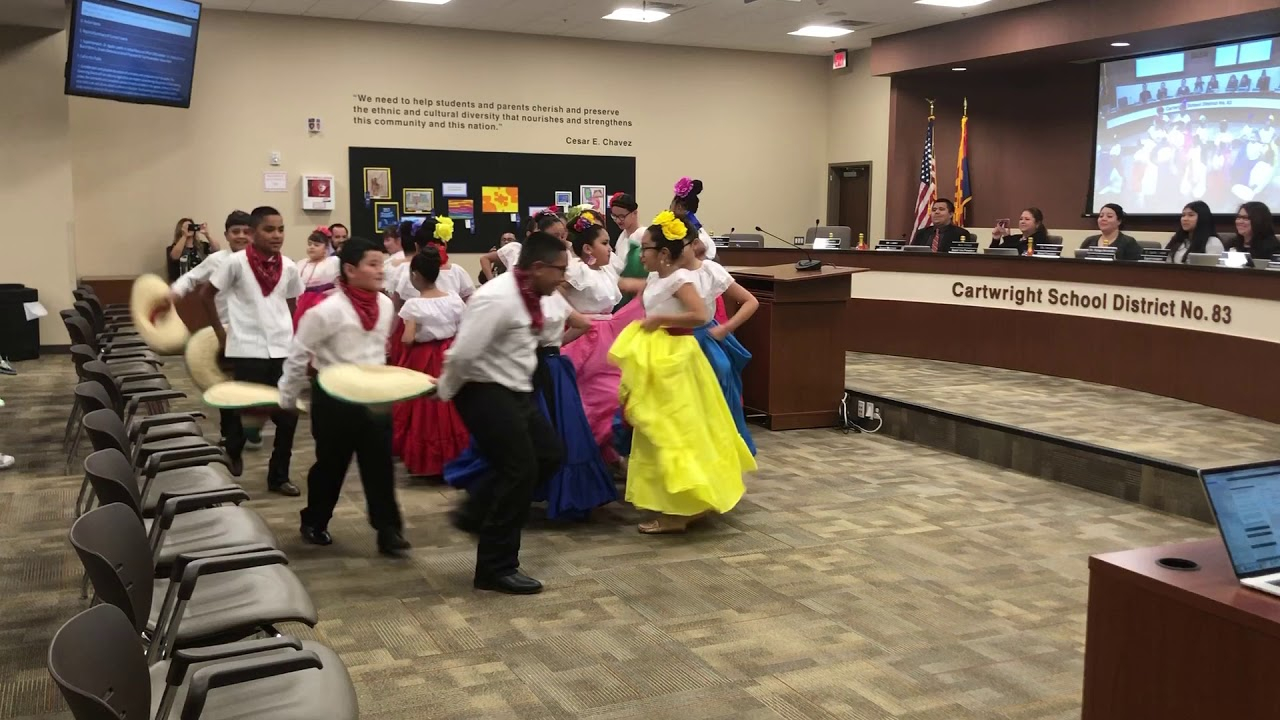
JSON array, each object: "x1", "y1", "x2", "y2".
[
  {"x1": 299, "y1": 381, "x2": 402, "y2": 533},
  {"x1": 452, "y1": 382, "x2": 562, "y2": 580},
  {"x1": 221, "y1": 357, "x2": 298, "y2": 488}
]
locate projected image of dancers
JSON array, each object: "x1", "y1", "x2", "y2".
[{"x1": 1093, "y1": 36, "x2": 1280, "y2": 213}]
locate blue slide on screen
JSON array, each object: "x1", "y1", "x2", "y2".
[{"x1": 66, "y1": 0, "x2": 202, "y2": 107}]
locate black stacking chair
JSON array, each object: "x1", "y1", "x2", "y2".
[
  {"x1": 75, "y1": 282, "x2": 129, "y2": 315},
  {"x1": 73, "y1": 288, "x2": 133, "y2": 331},
  {"x1": 65, "y1": 354, "x2": 175, "y2": 470},
  {"x1": 70, "y1": 503, "x2": 319, "y2": 663},
  {"x1": 74, "y1": 299, "x2": 137, "y2": 340},
  {"x1": 49, "y1": 604, "x2": 358, "y2": 720},
  {"x1": 81, "y1": 410, "x2": 231, "y2": 519},
  {"x1": 83, "y1": 449, "x2": 276, "y2": 576},
  {"x1": 79, "y1": 359, "x2": 174, "y2": 415},
  {"x1": 62, "y1": 312, "x2": 159, "y2": 363},
  {"x1": 72, "y1": 387, "x2": 206, "y2": 514}
]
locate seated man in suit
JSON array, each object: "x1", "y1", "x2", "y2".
[{"x1": 910, "y1": 199, "x2": 967, "y2": 253}]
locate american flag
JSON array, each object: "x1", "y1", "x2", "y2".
[{"x1": 912, "y1": 116, "x2": 937, "y2": 233}]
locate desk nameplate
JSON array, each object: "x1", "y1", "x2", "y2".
[{"x1": 851, "y1": 271, "x2": 1280, "y2": 344}]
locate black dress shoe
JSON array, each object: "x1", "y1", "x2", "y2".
[
  {"x1": 228, "y1": 454, "x2": 244, "y2": 477},
  {"x1": 377, "y1": 530, "x2": 411, "y2": 558},
  {"x1": 299, "y1": 525, "x2": 332, "y2": 546},
  {"x1": 270, "y1": 481, "x2": 301, "y2": 497},
  {"x1": 474, "y1": 572, "x2": 543, "y2": 595}
]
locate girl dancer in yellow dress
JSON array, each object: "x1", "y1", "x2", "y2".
[{"x1": 609, "y1": 212, "x2": 756, "y2": 534}]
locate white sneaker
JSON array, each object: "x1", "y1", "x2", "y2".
[{"x1": 0, "y1": 454, "x2": 14, "y2": 471}]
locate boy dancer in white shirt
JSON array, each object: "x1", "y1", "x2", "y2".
[
  {"x1": 279, "y1": 236, "x2": 410, "y2": 558},
  {"x1": 437, "y1": 231, "x2": 567, "y2": 594},
  {"x1": 202, "y1": 206, "x2": 304, "y2": 495},
  {"x1": 170, "y1": 210, "x2": 252, "y2": 446}
]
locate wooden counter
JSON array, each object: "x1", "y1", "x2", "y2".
[
  {"x1": 1082, "y1": 539, "x2": 1280, "y2": 718},
  {"x1": 717, "y1": 248, "x2": 1280, "y2": 423}
]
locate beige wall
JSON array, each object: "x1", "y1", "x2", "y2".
[
  {"x1": 827, "y1": 50, "x2": 890, "y2": 244},
  {"x1": 68, "y1": 11, "x2": 832, "y2": 276},
  {"x1": 0, "y1": 27, "x2": 76, "y2": 344}
]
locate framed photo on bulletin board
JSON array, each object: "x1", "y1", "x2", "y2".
[
  {"x1": 403, "y1": 188, "x2": 434, "y2": 214},
  {"x1": 374, "y1": 202, "x2": 400, "y2": 231},
  {"x1": 580, "y1": 185, "x2": 606, "y2": 214},
  {"x1": 364, "y1": 167, "x2": 391, "y2": 199}
]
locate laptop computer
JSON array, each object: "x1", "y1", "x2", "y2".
[
  {"x1": 1188, "y1": 252, "x2": 1221, "y2": 266},
  {"x1": 903, "y1": 245, "x2": 933, "y2": 253},
  {"x1": 1200, "y1": 460, "x2": 1280, "y2": 598},
  {"x1": 985, "y1": 247, "x2": 1018, "y2": 256}
]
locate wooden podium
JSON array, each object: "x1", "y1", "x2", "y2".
[
  {"x1": 726, "y1": 263, "x2": 861, "y2": 430},
  {"x1": 1082, "y1": 539, "x2": 1280, "y2": 718}
]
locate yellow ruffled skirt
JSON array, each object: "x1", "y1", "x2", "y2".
[{"x1": 608, "y1": 323, "x2": 756, "y2": 516}]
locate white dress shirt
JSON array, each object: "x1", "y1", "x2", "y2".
[
  {"x1": 1171, "y1": 236, "x2": 1225, "y2": 264},
  {"x1": 562, "y1": 257, "x2": 621, "y2": 315},
  {"x1": 278, "y1": 290, "x2": 394, "y2": 408},
  {"x1": 699, "y1": 228, "x2": 717, "y2": 260},
  {"x1": 171, "y1": 248, "x2": 232, "y2": 326},
  {"x1": 437, "y1": 272, "x2": 537, "y2": 400},
  {"x1": 399, "y1": 295, "x2": 466, "y2": 342},
  {"x1": 210, "y1": 251, "x2": 303, "y2": 359},
  {"x1": 611, "y1": 226, "x2": 645, "y2": 273}
]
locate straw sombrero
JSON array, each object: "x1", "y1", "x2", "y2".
[
  {"x1": 184, "y1": 326, "x2": 230, "y2": 391},
  {"x1": 203, "y1": 381, "x2": 281, "y2": 410},
  {"x1": 130, "y1": 274, "x2": 190, "y2": 354},
  {"x1": 317, "y1": 364, "x2": 436, "y2": 405}
]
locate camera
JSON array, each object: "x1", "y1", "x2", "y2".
[{"x1": 187, "y1": 222, "x2": 201, "y2": 233}]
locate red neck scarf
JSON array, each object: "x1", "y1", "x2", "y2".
[
  {"x1": 244, "y1": 242, "x2": 282, "y2": 296},
  {"x1": 341, "y1": 280, "x2": 380, "y2": 331},
  {"x1": 512, "y1": 269, "x2": 543, "y2": 331}
]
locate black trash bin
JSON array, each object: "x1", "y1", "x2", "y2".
[{"x1": 0, "y1": 284, "x2": 40, "y2": 361}]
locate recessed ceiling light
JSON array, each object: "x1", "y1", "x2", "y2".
[
  {"x1": 789, "y1": 25, "x2": 854, "y2": 38},
  {"x1": 1111, "y1": 42, "x2": 1131, "y2": 47},
  {"x1": 915, "y1": 0, "x2": 991, "y2": 7},
  {"x1": 603, "y1": 8, "x2": 669, "y2": 22},
  {"x1": 952, "y1": 67, "x2": 967, "y2": 71},
  {"x1": 390, "y1": 0, "x2": 452, "y2": 4}
]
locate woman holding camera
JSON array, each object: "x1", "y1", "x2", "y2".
[{"x1": 167, "y1": 217, "x2": 213, "y2": 281}]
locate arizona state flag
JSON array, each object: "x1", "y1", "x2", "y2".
[{"x1": 954, "y1": 101, "x2": 972, "y2": 227}]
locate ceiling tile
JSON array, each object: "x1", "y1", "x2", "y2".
[
  {"x1": 204, "y1": 0, "x2": 1054, "y2": 56},
  {"x1": 246, "y1": 0, "x2": 319, "y2": 16},
  {"x1": 305, "y1": 0, "x2": 380, "y2": 20}
]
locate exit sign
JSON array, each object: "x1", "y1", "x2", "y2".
[{"x1": 832, "y1": 49, "x2": 848, "y2": 70}]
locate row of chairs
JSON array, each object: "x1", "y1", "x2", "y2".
[{"x1": 48, "y1": 284, "x2": 359, "y2": 719}]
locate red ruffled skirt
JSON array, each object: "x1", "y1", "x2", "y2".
[
  {"x1": 714, "y1": 296, "x2": 729, "y2": 325},
  {"x1": 391, "y1": 338, "x2": 469, "y2": 476},
  {"x1": 292, "y1": 286, "x2": 332, "y2": 329}
]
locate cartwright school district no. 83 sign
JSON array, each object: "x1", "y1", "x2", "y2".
[{"x1": 850, "y1": 271, "x2": 1280, "y2": 345}]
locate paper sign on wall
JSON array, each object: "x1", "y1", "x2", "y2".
[
  {"x1": 442, "y1": 182, "x2": 468, "y2": 197},
  {"x1": 263, "y1": 171, "x2": 288, "y2": 192}
]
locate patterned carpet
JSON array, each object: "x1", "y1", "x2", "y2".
[
  {"x1": 0, "y1": 355, "x2": 1213, "y2": 720},
  {"x1": 846, "y1": 352, "x2": 1280, "y2": 469}
]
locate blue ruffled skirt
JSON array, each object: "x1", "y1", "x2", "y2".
[
  {"x1": 694, "y1": 321, "x2": 756, "y2": 456},
  {"x1": 444, "y1": 349, "x2": 616, "y2": 520}
]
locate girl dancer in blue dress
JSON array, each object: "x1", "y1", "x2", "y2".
[{"x1": 444, "y1": 245, "x2": 617, "y2": 521}]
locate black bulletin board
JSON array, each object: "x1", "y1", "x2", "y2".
[{"x1": 348, "y1": 147, "x2": 637, "y2": 254}]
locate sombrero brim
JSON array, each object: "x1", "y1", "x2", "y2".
[
  {"x1": 130, "y1": 274, "x2": 190, "y2": 354},
  {"x1": 317, "y1": 364, "x2": 436, "y2": 405},
  {"x1": 203, "y1": 381, "x2": 281, "y2": 410},
  {"x1": 184, "y1": 326, "x2": 230, "y2": 391}
]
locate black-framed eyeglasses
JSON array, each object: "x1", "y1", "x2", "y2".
[
  {"x1": 610, "y1": 209, "x2": 633, "y2": 222},
  {"x1": 640, "y1": 245, "x2": 658, "y2": 253}
]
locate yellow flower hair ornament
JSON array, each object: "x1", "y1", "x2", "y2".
[
  {"x1": 433, "y1": 216, "x2": 454, "y2": 243},
  {"x1": 651, "y1": 211, "x2": 688, "y2": 242}
]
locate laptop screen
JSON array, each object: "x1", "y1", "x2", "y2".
[{"x1": 1203, "y1": 464, "x2": 1280, "y2": 577}]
